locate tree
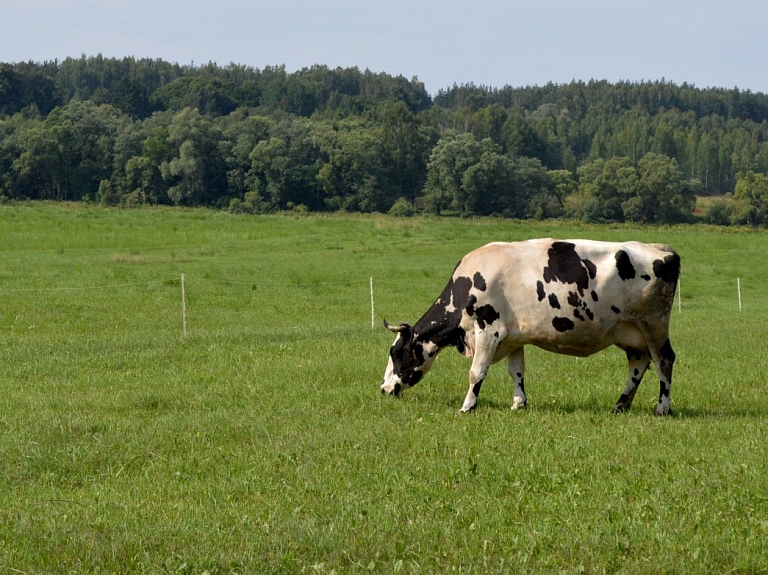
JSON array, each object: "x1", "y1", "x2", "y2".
[
  {"x1": 513, "y1": 157, "x2": 557, "y2": 219},
  {"x1": 420, "y1": 131, "x2": 486, "y2": 215},
  {"x1": 152, "y1": 76, "x2": 238, "y2": 116},
  {"x1": 502, "y1": 112, "x2": 548, "y2": 160},
  {"x1": 461, "y1": 149, "x2": 517, "y2": 216},
  {"x1": 11, "y1": 100, "x2": 126, "y2": 201},
  {"x1": 314, "y1": 118, "x2": 393, "y2": 212},
  {"x1": 631, "y1": 153, "x2": 696, "y2": 223},
  {"x1": 160, "y1": 107, "x2": 226, "y2": 205},
  {"x1": 373, "y1": 100, "x2": 433, "y2": 202},
  {"x1": 161, "y1": 140, "x2": 205, "y2": 204},
  {"x1": 219, "y1": 112, "x2": 272, "y2": 203},
  {"x1": 248, "y1": 117, "x2": 323, "y2": 211},
  {"x1": 732, "y1": 171, "x2": 768, "y2": 227},
  {"x1": 420, "y1": 131, "x2": 549, "y2": 218},
  {"x1": 570, "y1": 157, "x2": 637, "y2": 222},
  {"x1": 0, "y1": 63, "x2": 23, "y2": 115}
]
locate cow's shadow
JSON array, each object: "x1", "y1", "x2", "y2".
[{"x1": 456, "y1": 398, "x2": 764, "y2": 420}]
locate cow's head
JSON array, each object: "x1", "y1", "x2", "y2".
[{"x1": 381, "y1": 319, "x2": 437, "y2": 396}]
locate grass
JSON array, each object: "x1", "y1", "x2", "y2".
[{"x1": 2, "y1": 203, "x2": 768, "y2": 574}]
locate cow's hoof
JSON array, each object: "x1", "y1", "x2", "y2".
[
  {"x1": 655, "y1": 407, "x2": 671, "y2": 417},
  {"x1": 460, "y1": 404, "x2": 476, "y2": 413},
  {"x1": 611, "y1": 404, "x2": 630, "y2": 414},
  {"x1": 511, "y1": 398, "x2": 527, "y2": 411}
]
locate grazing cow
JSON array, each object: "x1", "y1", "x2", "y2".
[{"x1": 381, "y1": 239, "x2": 680, "y2": 415}]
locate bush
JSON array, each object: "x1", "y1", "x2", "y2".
[
  {"x1": 97, "y1": 179, "x2": 121, "y2": 206},
  {"x1": 704, "y1": 196, "x2": 734, "y2": 226},
  {"x1": 388, "y1": 197, "x2": 417, "y2": 217}
]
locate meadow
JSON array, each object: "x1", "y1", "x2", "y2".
[{"x1": 1, "y1": 203, "x2": 768, "y2": 574}]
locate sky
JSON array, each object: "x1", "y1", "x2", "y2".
[{"x1": 2, "y1": 0, "x2": 767, "y2": 96}]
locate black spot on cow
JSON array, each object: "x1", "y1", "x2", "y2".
[
  {"x1": 536, "y1": 280, "x2": 546, "y2": 302},
  {"x1": 641, "y1": 274, "x2": 651, "y2": 281},
  {"x1": 494, "y1": 331, "x2": 499, "y2": 338},
  {"x1": 474, "y1": 304, "x2": 500, "y2": 330},
  {"x1": 653, "y1": 253, "x2": 681, "y2": 285},
  {"x1": 591, "y1": 290, "x2": 599, "y2": 302},
  {"x1": 473, "y1": 271, "x2": 487, "y2": 292},
  {"x1": 455, "y1": 328, "x2": 467, "y2": 355},
  {"x1": 543, "y1": 241, "x2": 590, "y2": 295},
  {"x1": 472, "y1": 381, "x2": 483, "y2": 397},
  {"x1": 574, "y1": 308, "x2": 584, "y2": 321},
  {"x1": 516, "y1": 372, "x2": 522, "y2": 379},
  {"x1": 611, "y1": 305, "x2": 621, "y2": 314},
  {"x1": 552, "y1": 317, "x2": 575, "y2": 332},
  {"x1": 660, "y1": 339, "x2": 676, "y2": 364},
  {"x1": 615, "y1": 250, "x2": 636, "y2": 281},
  {"x1": 567, "y1": 291, "x2": 581, "y2": 308},
  {"x1": 548, "y1": 293, "x2": 561, "y2": 309},
  {"x1": 584, "y1": 308, "x2": 594, "y2": 321},
  {"x1": 466, "y1": 294, "x2": 477, "y2": 316},
  {"x1": 583, "y1": 258, "x2": 597, "y2": 280},
  {"x1": 432, "y1": 276, "x2": 472, "y2": 319},
  {"x1": 464, "y1": 292, "x2": 499, "y2": 330}
]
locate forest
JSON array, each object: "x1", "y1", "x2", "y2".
[{"x1": 1, "y1": 55, "x2": 768, "y2": 225}]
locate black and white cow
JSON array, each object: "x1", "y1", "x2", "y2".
[{"x1": 381, "y1": 239, "x2": 680, "y2": 415}]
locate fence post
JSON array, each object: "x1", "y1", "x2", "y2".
[
  {"x1": 370, "y1": 277, "x2": 375, "y2": 329},
  {"x1": 737, "y1": 278, "x2": 742, "y2": 312},
  {"x1": 181, "y1": 273, "x2": 188, "y2": 337}
]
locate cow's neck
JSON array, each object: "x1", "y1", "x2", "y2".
[
  {"x1": 411, "y1": 274, "x2": 471, "y2": 355},
  {"x1": 413, "y1": 307, "x2": 466, "y2": 355}
]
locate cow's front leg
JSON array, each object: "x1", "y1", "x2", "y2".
[
  {"x1": 613, "y1": 347, "x2": 651, "y2": 413},
  {"x1": 460, "y1": 327, "x2": 499, "y2": 413},
  {"x1": 507, "y1": 347, "x2": 527, "y2": 410}
]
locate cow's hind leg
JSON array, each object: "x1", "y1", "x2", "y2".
[
  {"x1": 649, "y1": 339, "x2": 676, "y2": 416},
  {"x1": 507, "y1": 347, "x2": 527, "y2": 410},
  {"x1": 613, "y1": 347, "x2": 651, "y2": 413}
]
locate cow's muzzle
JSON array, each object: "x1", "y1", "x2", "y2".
[{"x1": 381, "y1": 381, "x2": 402, "y2": 396}]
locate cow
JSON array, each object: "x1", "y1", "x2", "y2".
[{"x1": 381, "y1": 239, "x2": 680, "y2": 415}]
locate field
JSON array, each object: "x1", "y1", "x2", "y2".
[{"x1": 1, "y1": 203, "x2": 768, "y2": 574}]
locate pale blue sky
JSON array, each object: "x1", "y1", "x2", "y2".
[{"x1": 2, "y1": 0, "x2": 767, "y2": 95}]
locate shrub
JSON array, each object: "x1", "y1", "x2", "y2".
[{"x1": 388, "y1": 197, "x2": 417, "y2": 217}]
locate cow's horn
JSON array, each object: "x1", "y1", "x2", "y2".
[{"x1": 383, "y1": 319, "x2": 407, "y2": 333}]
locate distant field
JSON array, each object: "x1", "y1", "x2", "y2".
[{"x1": 1, "y1": 203, "x2": 768, "y2": 574}]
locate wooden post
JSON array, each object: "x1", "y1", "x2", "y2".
[
  {"x1": 181, "y1": 273, "x2": 188, "y2": 337},
  {"x1": 370, "y1": 277, "x2": 375, "y2": 329},
  {"x1": 737, "y1": 278, "x2": 742, "y2": 312}
]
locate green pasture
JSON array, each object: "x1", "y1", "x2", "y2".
[{"x1": 1, "y1": 203, "x2": 768, "y2": 574}]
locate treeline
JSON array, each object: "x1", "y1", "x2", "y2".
[{"x1": 1, "y1": 55, "x2": 768, "y2": 225}]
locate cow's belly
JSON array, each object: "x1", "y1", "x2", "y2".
[{"x1": 503, "y1": 319, "x2": 647, "y2": 359}]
